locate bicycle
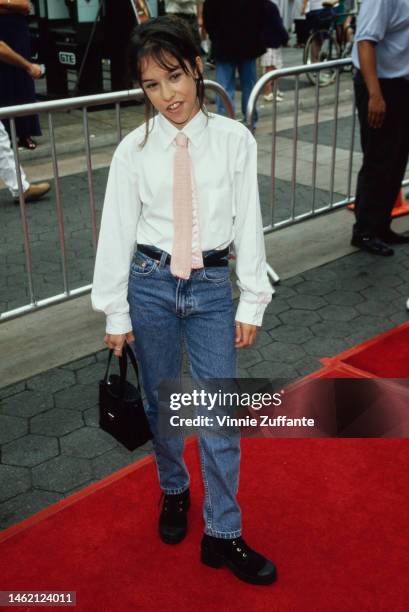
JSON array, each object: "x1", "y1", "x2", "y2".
[{"x1": 303, "y1": 3, "x2": 356, "y2": 87}]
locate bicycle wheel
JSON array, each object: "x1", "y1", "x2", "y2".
[{"x1": 304, "y1": 30, "x2": 340, "y2": 87}]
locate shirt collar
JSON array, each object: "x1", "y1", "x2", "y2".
[{"x1": 157, "y1": 109, "x2": 208, "y2": 150}]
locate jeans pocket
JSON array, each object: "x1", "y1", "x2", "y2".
[
  {"x1": 130, "y1": 252, "x2": 158, "y2": 278},
  {"x1": 202, "y1": 266, "x2": 230, "y2": 284}
]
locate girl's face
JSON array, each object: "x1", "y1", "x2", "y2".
[{"x1": 141, "y1": 53, "x2": 203, "y2": 129}]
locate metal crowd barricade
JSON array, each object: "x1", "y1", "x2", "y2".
[
  {"x1": 0, "y1": 81, "x2": 233, "y2": 322},
  {"x1": 247, "y1": 58, "x2": 355, "y2": 233},
  {"x1": 247, "y1": 58, "x2": 409, "y2": 237}
]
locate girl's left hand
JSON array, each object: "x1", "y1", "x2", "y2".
[{"x1": 235, "y1": 322, "x2": 259, "y2": 349}]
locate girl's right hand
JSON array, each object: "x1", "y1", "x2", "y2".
[{"x1": 104, "y1": 332, "x2": 136, "y2": 357}]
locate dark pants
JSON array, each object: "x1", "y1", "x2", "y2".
[
  {"x1": 354, "y1": 70, "x2": 409, "y2": 237},
  {"x1": 0, "y1": 14, "x2": 41, "y2": 139},
  {"x1": 306, "y1": 8, "x2": 336, "y2": 32},
  {"x1": 294, "y1": 19, "x2": 309, "y2": 45}
]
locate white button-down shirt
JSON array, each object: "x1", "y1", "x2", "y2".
[{"x1": 91, "y1": 110, "x2": 273, "y2": 334}]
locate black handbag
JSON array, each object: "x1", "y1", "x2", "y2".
[{"x1": 99, "y1": 343, "x2": 152, "y2": 451}]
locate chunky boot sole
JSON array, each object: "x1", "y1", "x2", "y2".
[
  {"x1": 201, "y1": 547, "x2": 277, "y2": 585},
  {"x1": 159, "y1": 528, "x2": 187, "y2": 545}
]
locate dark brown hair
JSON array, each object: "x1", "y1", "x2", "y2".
[{"x1": 129, "y1": 16, "x2": 207, "y2": 147}]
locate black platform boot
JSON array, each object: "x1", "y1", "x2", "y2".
[
  {"x1": 201, "y1": 534, "x2": 277, "y2": 585},
  {"x1": 158, "y1": 489, "x2": 190, "y2": 544}
]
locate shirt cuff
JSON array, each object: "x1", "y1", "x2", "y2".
[
  {"x1": 354, "y1": 34, "x2": 380, "y2": 44},
  {"x1": 106, "y1": 313, "x2": 133, "y2": 335},
  {"x1": 235, "y1": 299, "x2": 269, "y2": 327}
]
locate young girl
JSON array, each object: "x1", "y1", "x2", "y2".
[{"x1": 91, "y1": 16, "x2": 276, "y2": 586}]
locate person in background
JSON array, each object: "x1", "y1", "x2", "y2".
[
  {"x1": 275, "y1": 0, "x2": 295, "y2": 32},
  {"x1": 301, "y1": 0, "x2": 338, "y2": 61},
  {"x1": 302, "y1": 0, "x2": 338, "y2": 24},
  {"x1": 0, "y1": 0, "x2": 42, "y2": 150},
  {"x1": 0, "y1": 39, "x2": 50, "y2": 203},
  {"x1": 261, "y1": 0, "x2": 289, "y2": 102},
  {"x1": 164, "y1": 0, "x2": 203, "y2": 52},
  {"x1": 203, "y1": 0, "x2": 266, "y2": 122},
  {"x1": 104, "y1": 0, "x2": 137, "y2": 91},
  {"x1": 292, "y1": 0, "x2": 309, "y2": 47},
  {"x1": 350, "y1": 0, "x2": 409, "y2": 255}
]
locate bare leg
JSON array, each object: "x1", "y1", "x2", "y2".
[
  {"x1": 311, "y1": 36, "x2": 322, "y2": 63},
  {"x1": 263, "y1": 66, "x2": 276, "y2": 96},
  {"x1": 344, "y1": 17, "x2": 353, "y2": 44}
]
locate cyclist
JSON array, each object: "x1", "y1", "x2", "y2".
[
  {"x1": 302, "y1": 0, "x2": 338, "y2": 62},
  {"x1": 302, "y1": 0, "x2": 338, "y2": 30}
]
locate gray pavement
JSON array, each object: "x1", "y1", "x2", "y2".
[
  {"x1": 0, "y1": 168, "x2": 107, "y2": 313},
  {"x1": 278, "y1": 115, "x2": 361, "y2": 152}
]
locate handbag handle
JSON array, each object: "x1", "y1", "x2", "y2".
[
  {"x1": 103, "y1": 343, "x2": 142, "y2": 400},
  {"x1": 124, "y1": 342, "x2": 141, "y2": 385}
]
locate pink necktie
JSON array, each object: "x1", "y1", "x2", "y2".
[{"x1": 171, "y1": 133, "x2": 193, "y2": 280}]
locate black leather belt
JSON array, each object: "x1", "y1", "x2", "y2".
[{"x1": 137, "y1": 245, "x2": 230, "y2": 267}]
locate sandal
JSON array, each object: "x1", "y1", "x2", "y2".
[{"x1": 18, "y1": 137, "x2": 37, "y2": 150}]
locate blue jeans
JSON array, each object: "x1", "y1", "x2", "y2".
[
  {"x1": 127, "y1": 247, "x2": 242, "y2": 538},
  {"x1": 215, "y1": 59, "x2": 258, "y2": 124}
]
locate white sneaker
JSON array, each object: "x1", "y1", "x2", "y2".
[{"x1": 263, "y1": 92, "x2": 284, "y2": 102}]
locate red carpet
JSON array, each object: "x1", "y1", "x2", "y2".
[
  {"x1": 320, "y1": 321, "x2": 409, "y2": 378},
  {"x1": 0, "y1": 438, "x2": 408, "y2": 611},
  {"x1": 1, "y1": 324, "x2": 409, "y2": 611}
]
